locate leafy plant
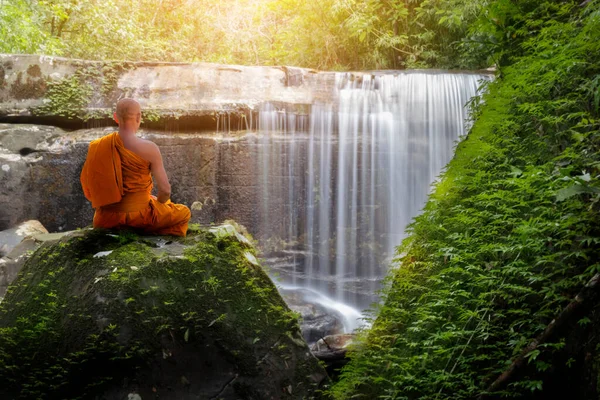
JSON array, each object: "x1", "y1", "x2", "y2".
[{"x1": 331, "y1": 1, "x2": 600, "y2": 398}]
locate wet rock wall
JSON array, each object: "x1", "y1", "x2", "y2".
[{"x1": 0, "y1": 125, "x2": 300, "y2": 238}]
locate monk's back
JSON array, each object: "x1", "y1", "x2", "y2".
[
  {"x1": 120, "y1": 134, "x2": 155, "y2": 164},
  {"x1": 115, "y1": 134, "x2": 153, "y2": 194}
]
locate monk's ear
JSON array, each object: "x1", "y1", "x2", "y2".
[{"x1": 113, "y1": 112, "x2": 119, "y2": 125}]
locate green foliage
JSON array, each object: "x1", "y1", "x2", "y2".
[
  {"x1": 0, "y1": 0, "x2": 492, "y2": 70},
  {"x1": 0, "y1": 0, "x2": 62, "y2": 55},
  {"x1": 331, "y1": 1, "x2": 600, "y2": 398}
]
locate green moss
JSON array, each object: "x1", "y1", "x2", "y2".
[
  {"x1": 141, "y1": 109, "x2": 161, "y2": 123},
  {"x1": 32, "y1": 69, "x2": 94, "y2": 120},
  {"x1": 31, "y1": 62, "x2": 134, "y2": 121},
  {"x1": 99, "y1": 62, "x2": 135, "y2": 106},
  {"x1": 0, "y1": 226, "x2": 322, "y2": 399}
]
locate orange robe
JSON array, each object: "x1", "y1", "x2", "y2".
[{"x1": 80, "y1": 132, "x2": 190, "y2": 237}]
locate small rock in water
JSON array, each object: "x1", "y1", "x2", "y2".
[
  {"x1": 279, "y1": 287, "x2": 347, "y2": 343},
  {"x1": 311, "y1": 333, "x2": 355, "y2": 352}
]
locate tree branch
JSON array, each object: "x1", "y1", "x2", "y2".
[{"x1": 478, "y1": 273, "x2": 600, "y2": 399}]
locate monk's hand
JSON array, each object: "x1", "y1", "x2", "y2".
[
  {"x1": 151, "y1": 195, "x2": 157, "y2": 200},
  {"x1": 157, "y1": 192, "x2": 171, "y2": 203}
]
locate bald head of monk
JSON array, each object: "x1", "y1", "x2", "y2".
[{"x1": 113, "y1": 98, "x2": 141, "y2": 132}]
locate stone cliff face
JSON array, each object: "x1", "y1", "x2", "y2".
[
  {"x1": 0, "y1": 124, "x2": 298, "y2": 235},
  {"x1": 0, "y1": 224, "x2": 326, "y2": 399},
  {"x1": 0, "y1": 54, "x2": 336, "y2": 129},
  {"x1": 0, "y1": 124, "x2": 90, "y2": 231}
]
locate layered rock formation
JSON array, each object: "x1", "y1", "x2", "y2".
[
  {"x1": 0, "y1": 54, "x2": 335, "y2": 129},
  {"x1": 0, "y1": 124, "x2": 293, "y2": 234},
  {"x1": 0, "y1": 224, "x2": 326, "y2": 399},
  {"x1": 0, "y1": 54, "x2": 490, "y2": 129}
]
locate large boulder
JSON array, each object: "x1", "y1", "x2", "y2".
[{"x1": 0, "y1": 224, "x2": 326, "y2": 399}]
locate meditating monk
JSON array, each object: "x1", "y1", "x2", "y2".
[{"x1": 80, "y1": 98, "x2": 191, "y2": 236}]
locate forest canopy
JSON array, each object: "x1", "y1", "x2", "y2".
[{"x1": 0, "y1": 0, "x2": 495, "y2": 70}]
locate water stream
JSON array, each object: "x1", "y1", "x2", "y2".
[{"x1": 255, "y1": 71, "x2": 490, "y2": 318}]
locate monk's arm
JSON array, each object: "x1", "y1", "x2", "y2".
[{"x1": 147, "y1": 143, "x2": 171, "y2": 203}]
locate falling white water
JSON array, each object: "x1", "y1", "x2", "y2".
[
  {"x1": 279, "y1": 285, "x2": 364, "y2": 333},
  {"x1": 256, "y1": 71, "x2": 490, "y2": 312}
]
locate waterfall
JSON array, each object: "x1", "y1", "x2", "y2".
[{"x1": 256, "y1": 71, "x2": 490, "y2": 311}]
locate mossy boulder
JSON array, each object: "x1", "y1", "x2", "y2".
[{"x1": 0, "y1": 224, "x2": 326, "y2": 399}]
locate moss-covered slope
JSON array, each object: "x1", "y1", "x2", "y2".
[
  {"x1": 332, "y1": 2, "x2": 600, "y2": 399},
  {"x1": 0, "y1": 225, "x2": 326, "y2": 399}
]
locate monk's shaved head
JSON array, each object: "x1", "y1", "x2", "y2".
[{"x1": 115, "y1": 98, "x2": 141, "y2": 122}]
